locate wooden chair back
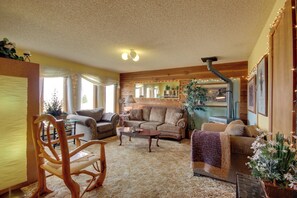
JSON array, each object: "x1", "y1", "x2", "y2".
[{"x1": 31, "y1": 114, "x2": 106, "y2": 197}]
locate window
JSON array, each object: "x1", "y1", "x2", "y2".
[
  {"x1": 105, "y1": 84, "x2": 115, "y2": 113},
  {"x1": 43, "y1": 77, "x2": 64, "y2": 110},
  {"x1": 81, "y1": 78, "x2": 94, "y2": 109},
  {"x1": 135, "y1": 87, "x2": 140, "y2": 98},
  {"x1": 154, "y1": 86, "x2": 159, "y2": 98}
]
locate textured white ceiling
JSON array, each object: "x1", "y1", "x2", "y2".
[{"x1": 0, "y1": 0, "x2": 276, "y2": 73}]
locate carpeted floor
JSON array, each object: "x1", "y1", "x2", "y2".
[{"x1": 22, "y1": 136, "x2": 235, "y2": 198}]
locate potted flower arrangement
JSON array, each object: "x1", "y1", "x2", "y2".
[{"x1": 247, "y1": 131, "x2": 297, "y2": 197}]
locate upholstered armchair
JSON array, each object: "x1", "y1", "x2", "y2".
[
  {"x1": 192, "y1": 121, "x2": 258, "y2": 183},
  {"x1": 67, "y1": 108, "x2": 119, "y2": 141}
]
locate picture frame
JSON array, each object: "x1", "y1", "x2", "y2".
[
  {"x1": 201, "y1": 83, "x2": 228, "y2": 106},
  {"x1": 257, "y1": 55, "x2": 268, "y2": 116},
  {"x1": 248, "y1": 76, "x2": 256, "y2": 113}
]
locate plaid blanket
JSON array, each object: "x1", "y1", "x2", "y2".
[{"x1": 191, "y1": 130, "x2": 230, "y2": 179}]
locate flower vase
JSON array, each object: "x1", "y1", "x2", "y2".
[{"x1": 260, "y1": 181, "x2": 297, "y2": 198}]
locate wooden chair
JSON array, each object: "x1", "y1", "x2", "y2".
[{"x1": 31, "y1": 114, "x2": 107, "y2": 198}]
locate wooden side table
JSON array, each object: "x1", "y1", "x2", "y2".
[
  {"x1": 236, "y1": 173, "x2": 265, "y2": 198},
  {"x1": 64, "y1": 119, "x2": 78, "y2": 144},
  {"x1": 41, "y1": 119, "x2": 78, "y2": 147}
]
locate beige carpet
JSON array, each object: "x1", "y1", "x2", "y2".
[{"x1": 22, "y1": 136, "x2": 235, "y2": 198}]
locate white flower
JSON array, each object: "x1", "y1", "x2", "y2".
[
  {"x1": 252, "y1": 150, "x2": 262, "y2": 160},
  {"x1": 283, "y1": 149, "x2": 288, "y2": 153},
  {"x1": 268, "y1": 147, "x2": 277, "y2": 154},
  {"x1": 284, "y1": 173, "x2": 293, "y2": 181},
  {"x1": 266, "y1": 132, "x2": 273, "y2": 136},
  {"x1": 268, "y1": 140, "x2": 276, "y2": 146},
  {"x1": 289, "y1": 147, "x2": 296, "y2": 153}
]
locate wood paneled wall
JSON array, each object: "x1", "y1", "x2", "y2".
[{"x1": 120, "y1": 61, "x2": 248, "y2": 122}]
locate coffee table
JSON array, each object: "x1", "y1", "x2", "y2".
[{"x1": 117, "y1": 127, "x2": 160, "y2": 152}]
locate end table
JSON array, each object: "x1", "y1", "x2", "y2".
[
  {"x1": 119, "y1": 113, "x2": 130, "y2": 126},
  {"x1": 236, "y1": 173, "x2": 265, "y2": 198}
]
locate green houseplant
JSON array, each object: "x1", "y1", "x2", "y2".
[
  {"x1": 44, "y1": 91, "x2": 63, "y2": 117},
  {"x1": 247, "y1": 131, "x2": 297, "y2": 197},
  {"x1": 183, "y1": 79, "x2": 207, "y2": 129},
  {"x1": 0, "y1": 38, "x2": 24, "y2": 61}
]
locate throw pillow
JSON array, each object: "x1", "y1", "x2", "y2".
[
  {"x1": 142, "y1": 107, "x2": 151, "y2": 121},
  {"x1": 244, "y1": 125, "x2": 260, "y2": 137},
  {"x1": 167, "y1": 112, "x2": 183, "y2": 125},
  {"x1": 76, "y1": 108, "x2": 104, "y2": 122},
  {"x1": 224, "y1": 123, "x2": 245, "y2": 136},
  {"x1": 228, "y1": 120, "x2": 245, "y2": 125},
  {"x1": 129, "y1": 109, "x2": 143, "y2": 120},
  {"x1": 149, "y1": 107, "x2": 166, "y2": 123},
  {"x1": 101, "y1": 112, "x2": 115, "y2": 122}
]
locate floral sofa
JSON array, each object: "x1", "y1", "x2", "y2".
[
  {"x1": 67, "y1": 108, "x2": 119, "y2": 141},
  {"x1": 123, "y1": 106, "x2": 187, "y2": 141}
]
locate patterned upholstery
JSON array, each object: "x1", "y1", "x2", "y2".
[
  {"x1": 101, "y1": 112, "x2": 116, "y2": 121},
  {"x1": 149, "y1": 107, "x2": 166, "y2": 123},
  {"x1": 96, "y1": 122, "x2": 113, "y2": 132},
  {"x1": 140, "y1": 121, "x2": 163, "y2": 130},
  {"x1": 129, "y1": 109, "x2": 143, "y2": 120},
  {"x1": 165, "y1": 108, "x2": 183, "y2": 125},
  {"x1": 142, "y1": 107, "x2": 152, "y2": 121},
  {"x1": 76, "y1": 108, "x2": 104, "y2": 122},
  {"x1": 68, "y1": 108, "x2": 119, "y2": 141},
  {"x1": 123, "y1": 106, "x2": 187, "y2": 141}
]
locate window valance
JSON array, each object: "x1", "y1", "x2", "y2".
[{"x1": 40, "y1": 65, "x2": 118, "y2": 86}]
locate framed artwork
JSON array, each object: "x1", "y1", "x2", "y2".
[
  {"x1": 248, "y1": 76, "x2": 256, "y2": 113},
  {"x1": 257, "y1": 55, "x2": 268, "y2": 116},
  {"x1": 201, "y1": 83, "x2": 228, "y2": 106}
]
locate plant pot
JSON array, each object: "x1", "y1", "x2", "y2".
[{"x1": 260, "y1": 181, "x2": 297, "y2": 198}]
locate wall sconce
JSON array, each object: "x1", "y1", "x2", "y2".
[{"x1": 122, "y1": 49, "x2": 140, "y2": 62}]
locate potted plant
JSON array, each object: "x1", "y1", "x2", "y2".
[
  {"x1": 183, "y1": 79, "x2": 207, "y2": 130},
  {"x1": 0, "y1": 38, "x2": 24, "y2": 61},
  {"x1": 247, "y1": 131, "x2": 297, "y2": 197},
  {"x1": 44, "y1": 91, "x2": 63, "y2": 118},
  {"x1": 164, "y1": 85, "x2": 171, "y2": 96}
]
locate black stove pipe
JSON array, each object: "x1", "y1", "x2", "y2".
[{"x1": 201, "y1": 57, "x2": 234, "y2": 121}]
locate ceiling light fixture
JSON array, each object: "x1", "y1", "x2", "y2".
[{"x1": 122, "y1": 49, "x2": 139, "y2": 62}]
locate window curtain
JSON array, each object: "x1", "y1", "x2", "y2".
[
  {"x1": 69, "y1": 74, "x2": 81, "y2": 113},
  {"x1": 93, "y1": 84, "x2": 105, "y2": 109},
  {"x1": 40, "y1": 66, "x2": 119, "y2": 114},
  {"x1": 113, "y1": 84, "x2": 118, "y2": 113}
]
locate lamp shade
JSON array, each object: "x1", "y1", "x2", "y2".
[{"x1": 124, "y1": 95, "x2": 136, "y2": 104}]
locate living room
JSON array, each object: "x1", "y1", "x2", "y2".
[{"x1": 0, "y1": 0, "x2": 296, "y2": 197}]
